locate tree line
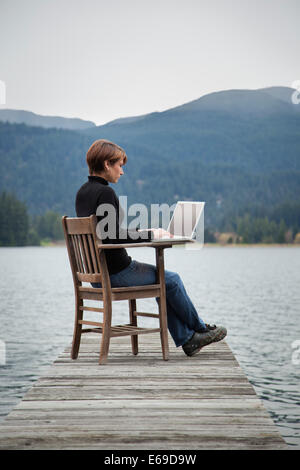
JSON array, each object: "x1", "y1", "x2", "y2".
[
  {"x1": 205, "y1": 216, "x2": 297, "y2": 244},
  {"x1": 1, "y1": 191, "x2": 300, "y2": 246},
  {"x1": 216, "y1": 201, "x2": 300, "y2": 244},
  {"x1": 0, "y1": 192, "x2": 63, "y2": 246}
]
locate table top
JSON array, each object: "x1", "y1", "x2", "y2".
[{"x1": 97, "y1": 239, "x2": 195, "y2": 249}]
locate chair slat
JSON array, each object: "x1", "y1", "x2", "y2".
[
  {"x1": 82, "y1": 234, "x2": 93, "y2": 273},
  {"x1": 110, "y1": 326, "x2": 161, "y2": 337},
  {"x1": 78, "y1": 320, "x2": 103, "y2": 327},
  {"x1": 78, "y1": 234, "x2": 89, "y2": 273},
  {"x1": 73, "y1": 235, "x2": 84, "y2": 272},
  {"x1": 79, "y1": 306, "x2": 104, "y2": 313},
  {"x1": 70, "y1": 235, "x2": 79, "y2": 272},
  {"x1": 87, "y1": 233, "x2": 100, "y2": 273},
  {"x1": 134, "y1": 311, "x2": 160, "y2": 318}
]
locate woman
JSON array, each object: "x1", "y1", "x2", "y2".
[{"x1": 76, "y1": 139, "x2": 227, "y2": 356}]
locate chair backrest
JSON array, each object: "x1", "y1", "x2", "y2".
[{"x1": 62, "y1": 215, "x2": 105, "y2": 286}]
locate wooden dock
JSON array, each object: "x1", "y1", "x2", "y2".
[{"x1": 0, "y1": 334, "x2": 287, "y2": 450}]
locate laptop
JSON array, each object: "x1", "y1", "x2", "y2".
[{"x1": 152, "y1": 201, "x2": 205, "y2": 242}]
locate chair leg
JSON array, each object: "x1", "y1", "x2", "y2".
[
  {"x1": 156, "y1": 247, "x2": 169, "y2": 361},
  {"x1": 129, "y1": 299, "x2": 138, "y2": 355},
  {"x1": 99, "y1": 299, "x2": 112, "y2": 365},
  {"x1": 158, "y1": 297, "x2": 169, "y2": 361},
  {"x1": 71, "y1": 296, "x2": 82, "y2": 359}
]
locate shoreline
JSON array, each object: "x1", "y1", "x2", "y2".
[
  {"x1": 1, "y1": 241, "x2": 300, "y2": 248},
  {"x1": 37, "y1": 241, "x2": 300, "y2": 248},
  {"x1": 203, "y1": 242, "x2": 300, "y2": 248}
]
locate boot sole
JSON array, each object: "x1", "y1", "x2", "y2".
[{"x1": 186, "y1": 329, "x2": 227, "y2": 357}]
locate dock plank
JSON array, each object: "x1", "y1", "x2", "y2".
[{"x1": 0, "y1": 334, "x2": 287, "y2": 450}]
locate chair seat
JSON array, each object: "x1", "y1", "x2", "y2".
[
  {"x1": 80, "y1": 323, "x2": 161, "y2": 337},
  {"x1": 78, "y1": 284, "x2": 161, "y2": 301}
]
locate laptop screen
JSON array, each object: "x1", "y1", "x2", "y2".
[{"x1": 168, "y1": 202, "x2": 205, "y2": 237}]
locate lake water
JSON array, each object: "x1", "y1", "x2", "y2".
[{"x1": 0, "y1": 245, "x2": 299, "y2": 448}]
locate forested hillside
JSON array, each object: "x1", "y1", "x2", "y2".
[{"x1": 0, "y1": 87, "x2": 299, "y2": 233}]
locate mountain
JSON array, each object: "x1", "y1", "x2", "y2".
[
  {"x1": 0, "y1": 109, "x2": 96, "y2": 130},
  {"x1": 167, "y1": 86, "x2": 300, "y2": 115},
  {"x1": 82, "y1": 88, "x2": 300, "y2": 173},
  {"x1": 260, "y1": 86, "x2": 300, "y2": 108},
  {"x1": 0, "y1": 87, "x2": 299, "y2": 229},
  {"x1": 91, "y1": 86, "x2": 299, "y2": 128}
]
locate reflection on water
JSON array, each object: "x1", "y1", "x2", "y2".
[{"x1": 0, "y1": 245, "x2": 299, "y2": 448}]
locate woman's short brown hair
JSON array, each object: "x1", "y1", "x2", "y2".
[{"x1": 86, "y1": 139, "x2": 127, "y2": 174}]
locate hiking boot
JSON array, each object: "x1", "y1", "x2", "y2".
[{"x1": 182, "y1": 324, "x2": 227, "y2": 357}]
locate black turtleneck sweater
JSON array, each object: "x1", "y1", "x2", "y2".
[{"x1": 75, "y1": 176, "x2": 153, "y2": 274}]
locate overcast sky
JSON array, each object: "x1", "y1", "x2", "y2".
[{"x1": 0, "y1": 0, "x2": 299, "y2": 125}]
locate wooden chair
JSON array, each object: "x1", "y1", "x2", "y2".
[{"x1": 62, "y1": 215, "x2": 169, "y2": 364}]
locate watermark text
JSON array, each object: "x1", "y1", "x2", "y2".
[
  {"x1": 291, "y1": 80, "x2": 300, "y2": 105},
  {"x1": 96, "y1": 197, "x2": 205, "y2": 249},
  {"x1": 0, "y1": 80, "x2": 6, "y2": 105},
  {"x1": 0, "y1": 340, "x2": 6, "y2": 365},
  {"x1": 291, "y1": 339, "x2": 300, "y2": 365}
]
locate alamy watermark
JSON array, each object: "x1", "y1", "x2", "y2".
[
  {"x1": 96, "y1": 196, "x2": 205, "y2": 250},
  {"x1": 291, "y1": 80, "x2": 300, "y2": 105},
  {"x1": 291, "y1": 339, "x2": 300, "y2": 365},
  {"x1": 0, "y1": 340, "x2": 6, "y2": 366},
  {"x1": 0, "y1": 80, "x2": 6, "y2": 105}
]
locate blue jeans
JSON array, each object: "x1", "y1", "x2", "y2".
[{"x1": 94, "y1": 260, "x2": 206, "y2": 347}]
